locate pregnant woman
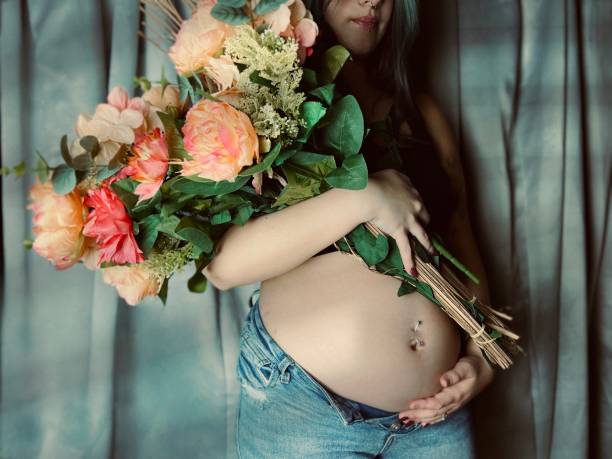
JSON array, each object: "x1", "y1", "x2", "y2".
[{"x1": 204, "y1": 0, "x2": 496, "y2": 457}]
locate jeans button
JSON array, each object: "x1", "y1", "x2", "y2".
[{"x1": 390, "y1": 422, "x2": 401, "y2": 430}]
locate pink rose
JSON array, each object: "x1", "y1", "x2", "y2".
[
  {"x1": 82, "y1": 184, "x2": 144, "y2": 266},
  {"x1": 168, "y1": 2, "x2": 231, "y2": 76},
  {"x1": 27, "y1": 179, "x2": 88, "y2": 270},
  {"x1": 125, "y1": 128, "x2": 169, "y2": 204},
  {"x1": 101, "y1": 263, "x2": 161, "y2": 306},
  {"x1": 174, "y1": 99, "x2": 259, "y2": 182}
]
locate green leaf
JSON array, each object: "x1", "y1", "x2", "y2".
[
  {"x1": 96, "y1": 164, "x2": 123, "y2": 182},
  {"x1": 324, "y1": 154, "x2": 368, "y2": 189},
  {"x1": 137, "y1": 214, "x2": 161, "y2": 257},
  {"x1": 157, "y1": 111, "x2": 191, "y2": 160},
  {"x1": 319, "y1": 95, "x2": 364, "y2": 158},
  {"x1": 239, "y1": 143, "x2": 282, "y2": 176},
  {"x1": 232, "y1": 204, "x2": 254, "y2": 226},
  {"x1": 175, "y1": 217, "x2": 214, "y2": 253},
  {"x1": 23, "y1": 239, "x2": 34, "y2": 250},
  {"x1": 296, "y1": 101, "x2": 327, "y2": 143},
  {"x1": 249, "y1": 70, "x2": 274, "y2": 89},
  {"x1": 168, "y1": 174, "x2": 250, "y2": 197},
  {"x1": 253, "y1": 0, "x2": 288, "y2": 16},
  {"x1": 308, "y1": 83, "x2": 335, "y2": 106},
  {"x1": 13, "y1": 160, "x2": 26, "y2": 178},
  {"x1": 108, "y1": 144, "x2": 129, "y2": 169},
  {"x1": 211, "y1": 210, "x2": 232, "y2": 225},
  {"x1": 397, "y1": 281, "x2": 417, "y2": 296},
  {"x1": 158, "y1": 277, "x2": 169, "y2": 305},
  {"x1": 157, "y1": 214, "x2": 184, "y2": 240},
  {"x1": 35, "y1": 151, "x2": 49, "y2": 183},
  {"x1": 79, "y1": 136, "x2": 100, "y2": 157},
  {"x1": 188, "y1": 270, "x2": 208, "y2": 293},
  {"x1": 272, "y1": 151, "x2": 337, "y2": 206},
  {"x1": 318, "y1": 45, "x2": 351, "y2": 85},
  {"x1": 178, "y1": 75, "x2": 195, "y2": 103},
  {"x1": 60, "y1": 135, "x2": 73, "y2": 167},
  {"x1": 301, "y1": 68, "x2": 318, "y2": 90},
  {"x1": 347, "y1": 224, "x2": 389, "y2": 266},
  {"x1": 273, "y1": 148, "x2": 300, "y2": 166},
  {"x1": 217, "y1": 0, "x2": 247, "y2": 7},
  {"x1": 71, "y1": 152, "x2": 93, "y2": 171},
  {"x1": 51, "y1": 165, "x2": 77, "y2": 195},
  {"x1": 211, "y1": 4, "x2": 250, "y2": 24}
]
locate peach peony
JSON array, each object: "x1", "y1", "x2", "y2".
[
  {"x1": 101, "y1": 263, "x2": 161, "y2": 306},
  {"x1": 142, "y1": 84, "x2": 180, "y2": 111},
  {"x1": 205, "y1": 55, "x2": 239, "y2": 93},
  {"x1": 174, "y1": 99, "x2": 259, "y2": 182},
  {"x1": 168, "y1": 2, "x2": 231, "y2": 76},
  {"x1": 124, "y1": 128, "x2": 169, "y2": 204},
  {"x1": 82, "y1": 184, "x2": 144, "y2": 266},
  {"x1": 27, "y1": 179, "x2": 89, "y2": 270}
]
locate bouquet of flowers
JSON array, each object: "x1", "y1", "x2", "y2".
[{"x1": 9, "y1": 0, "x2": 523, "y2": 368}]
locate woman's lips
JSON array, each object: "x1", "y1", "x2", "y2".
[{"x1": 351, "y1": 16, "x2": 379, "y2": 27}]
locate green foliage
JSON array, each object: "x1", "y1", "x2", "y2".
[
  {"x1": 253, "y1": 0, "x2": 288, "y2": 15},
  {"x1": 51, "y1": 164, "x2": 76, "y2": 195},
  {"x1": 318, "y1": 95, "x2": 364, "y2": 158},
  {"x1": 211, "y1": 3, "x2": 250, "y2": 25}
]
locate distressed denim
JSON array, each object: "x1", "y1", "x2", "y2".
[{"x1": 235, "y1": 290, "x2": 476, "y2": 458}]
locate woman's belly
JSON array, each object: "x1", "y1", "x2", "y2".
[{"x1": 259, "y1": 251, "x2": 462, "y2": 413}]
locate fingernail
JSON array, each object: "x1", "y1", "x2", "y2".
[{"x1": 410, "y1": 267, "x2": 419, "y2": 277}]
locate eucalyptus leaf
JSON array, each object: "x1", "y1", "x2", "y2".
[
  {"x1": 253, "y1": 0, "x2": 288, "y2": 16},
  {"x1": 211, "y1": 4, "x2": 250, "y2": 24},
  {"x1": 79, "y1": 136, "x2": 100, "y2": 156},
  {"x1": 60, "y1": 135, "x2": 73, "y2": 167},
  {"x1": 51, "y1": 164, "x2": 77, "y2": 195}
]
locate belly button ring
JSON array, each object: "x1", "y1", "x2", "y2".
[{"x1": 409, "y1": 320, "x2": 425, "y2": 351}]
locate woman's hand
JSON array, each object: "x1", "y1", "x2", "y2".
[
  {"x1": 365, "y1": 169, "x2": 436, "y2": 275},
  {"x1": 397, "y1": 353, "x2": 495, "y2": 427}
]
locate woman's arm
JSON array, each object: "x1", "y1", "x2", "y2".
[
  {"x1": 202, "y1": 185, "x2": 375, "y2": 290},
  {"x1": 415, "y1": 93, "x2": 495, "y2": 376}
]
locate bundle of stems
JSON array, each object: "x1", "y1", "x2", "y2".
[{"x1": 340, "y1": 222, "x2": 525, "y2": 370}]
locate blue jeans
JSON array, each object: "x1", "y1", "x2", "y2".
[{"x1": 235, "y1": 290, "x2": 476, "y2": 458}]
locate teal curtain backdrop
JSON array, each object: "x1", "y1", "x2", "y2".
[{"x1": 1, "y1": 1, "x2": 610, "y2": 458}]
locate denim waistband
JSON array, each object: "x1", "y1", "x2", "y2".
[{"x1": 245, "y1": 288, "x2": 420, "y2": 430}]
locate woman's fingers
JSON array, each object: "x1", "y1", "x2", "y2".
[
  {"x1": 393, "y1": 229, "x2": 416, "y2": 275},
  {"x1": 407, "y1": 217, "x2": 435, "y2": 255}
]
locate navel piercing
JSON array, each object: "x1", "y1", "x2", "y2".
[{"x1": 409, "y1": 320, "x2": 425, "y2": 350}]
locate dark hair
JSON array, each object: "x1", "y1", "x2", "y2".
[{"x1": 302, "y1": 0, "x2": 423, "y2": 134}]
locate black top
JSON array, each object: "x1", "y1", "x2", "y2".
[{"x1": 313, "y1": 98, "x2": 458, "y2": 257}]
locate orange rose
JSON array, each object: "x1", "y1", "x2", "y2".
[
  {"x1": 101, "y1": 264, "x2": 161, "y2": 306},
  {"x1": 174, "y1": 99, "x2": 259, "y2": 182},
  {"x1": 27, "y1": 179, "x2": 88, "y2": 270}
]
